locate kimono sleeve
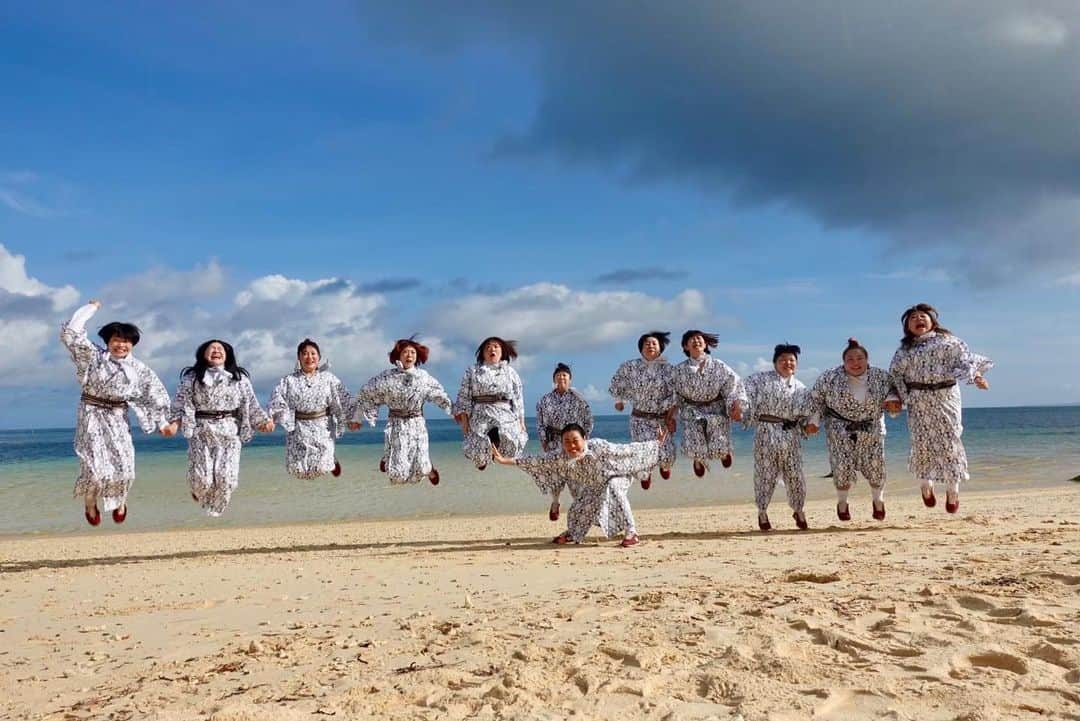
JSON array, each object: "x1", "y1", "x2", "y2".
[
  {"x1": 608, "y1": 361, "x2": 632, "y2": 403},
  {"x1": 953, "y1": 338, "x2": 993, "y2": 385},
  {"x1": 579, "y1": 395, "x2": 594, "y2": 437},
  {"x1": 515, "y1": 453, "x2": 567, "y2": 496},
  {"x1": 268, "y1": 376, "x2": 295, "y2": 432},
  {"x1": 593, "y1": 439, "x2": 660, "y2": 477},
  {"x1": 241, "y1": 377, "x2": 270, "y2": 427},
  {"x1": 452, "y1": 366, "x2": 474, "y2": 417},
  {"x1": 510, "y1": 367, "x2": 526, "y2": 422},
  {"x1": 130, "y1": 365, "x2": 171, "y2": 434},
  {"x1": 173, "y1": 373, "x2": 198, "y2": 438},
  {"x1": 59, "y1": 303, "x2": 102, "y2": 383},
  {"x1": 888, "y1": 347, "x2": 910, "y2": 404},
  {"x1": 721, "y1": 361, "x2": 747, "y2": 416},
  {"x1": 328, "y1": 373, "x2": 354, "y2": 435}
]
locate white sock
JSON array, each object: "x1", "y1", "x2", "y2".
[
  {"x1": 837, "y1": 488, "x2": 850, "y2": 504},
  {"x1": 84, "y1": 493, "x2": 97, "y2": 510},
  {"x1": 946, "y1": 480, "x2": 960, "y2": 496},
  {"x1": 921, "y1": 480, "x2": 934, "y2": 493},
  {"x1": 871, "y1": 486, "x2": 884, "y2": 503}
]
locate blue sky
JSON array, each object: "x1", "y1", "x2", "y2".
[{"x1": 2, "y1": 2, "x2": 1079, "y2": 429}]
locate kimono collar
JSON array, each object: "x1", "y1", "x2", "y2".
[
  {"x1": 481, "y1": 360, "x2": 508, "y2": 370},
  {"x1": 642, "y1": 356, "x2": 668, "y2": 366},
  {"x1": 564, "y1": 441, "x2": 592, "y2": 466},
  {"x1": 394, "y1": 361, "x2": 418, "y2": 375},
  {"x1": 295, "y1": 360, "x2": 331, "y2": 374},
  {"x1": 103, "y1": 351, "x2": 141, "y2": 385},
  {"x1": 913, "y1": 331, "x2": 937, "y2": 344},
  {"x1": 202, "y1": 366, "x2": 231, "y2": 386}
]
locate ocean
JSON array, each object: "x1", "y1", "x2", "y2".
[{"x1": 1, "y1": 407, "x2": 1077, "y2": 537}]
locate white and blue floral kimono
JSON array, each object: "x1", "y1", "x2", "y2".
[
  {"x1": 172, "y1": 369, "x2": 269, "y2": 516},
  {"x1": 453, "y1": 361, "x2": 528, "y2": 468},
  {"x1": 608, "y1": 357, "x2": 676, "y2": 476},
  {"x1": 60, "y1": 303, "x2": 171, "y2": 513},
  {"x1": 269, "y1": 366, "x2": 353, "y2": 479},
  {"x1": 889, "y1": 332, "x2": 992, "y2": 489},
  {"x1": 355, "y1": 365, "x2": 452, "y2": 484},
  {"x1": 672, "y1": 355, "x2": 746, "y2": 467},
  {"x1": 744, "y1": 371, "x2": 816, "y2": 514},
  {"x1": 515, "y1": 439, "x2": 660, "y2": 543}
]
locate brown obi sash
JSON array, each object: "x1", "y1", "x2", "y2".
[
  {"x1": 757, "y1": 414, "x2": 800, "y2": 431},
  {"x1": 472, "y1": 394, "x2": 510, "y2": 404},
  {"x1": 295, "y1": 408, "x2": 330, "y2": 421},
  {"x1": 388, "y1": 409, "x2": 422, "y2": 420},
  {"x1": 80, "y1": 393, "x2": 127, "y2": 410},
  {"x1": 906, "y1": 380, "x2": 957, "y2": 391},
  {"x1": 631, "y1": 408, "x2": 667, "y2": 421},
  {"x1": 195, "y1": 409, "x2": 240, "y2": 420}
]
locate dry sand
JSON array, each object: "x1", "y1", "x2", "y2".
[{"x1": 1, "y1": 485, "x2": 1078, "y2": 721}]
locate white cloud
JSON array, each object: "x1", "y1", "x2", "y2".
[
  {"x1": 429, "y1": 282, "x2": 713, "y2": 352},
  {"x1": 1055, "y1": 271, "x2": 1080, "y2": 287},
  {"x1": 752, "y1": 357, "x2": 773, "y2": 373},
  {"x1": 0, "y1": 244, "x2": 78, "y2": 310},
  {"x1": 994, "y1": 13, "x2": 1068, "y2": 49},
  {"x1": 578, "y1": 383, "x2": 607, "y2": 402}
]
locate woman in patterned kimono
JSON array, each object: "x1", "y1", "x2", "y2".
[
  {"x1": 164, "y1": 340, "x2": 273, "y2": 516},
  {"x1": 268, "y1": 338, "x2": 353, "y2": 480},
  {"x1": 668, "y1": 330, "x2": 745, "y2": 478},
  {"x1": 811, "y1": 338, "x2": 899, "y2": 522},
  {"x1": 535, "y1": 362, "x2": 594, "y2": 521},
  {"x1": 609, "y1": 330, "x2": 677, "y2": 490},
  {"x1": 888, "y1": 304, "x2": 991, "y2": 514},
  {"x1": 354, "y1": 337, "x2": 452, "y2": 485},
  {"x1": 453, "y1": 336, "x2": 528, "y2": 470},
  {"x1": 744, "y1": 344, "x2": 818, "y2": 531},
  {"x1": 493, "y1": 423, "x2": 666, "y2": 547},
  {"x1": 60, "y1": 300, "x2": 173, "y2": 526}
]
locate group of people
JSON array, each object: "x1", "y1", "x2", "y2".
[{"x1": 61, "y1": 300, "x2": 992, "y2": 546}]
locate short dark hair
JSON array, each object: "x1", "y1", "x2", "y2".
[
  {"x1": 560, "y1": 422, "x2": 587, "y2": 438},
  {"x1": 681, "y1": 330, "x2": 719, "y2": 356},
  {"x1": 297, "y1": 338, "x2": 321, "y2": 358},
  {"x1": 637, "y1": 331, "x2": 670, "y2": 354},
  {"x1": 552, "y1": 362, "x2": 572, "y2": 379},
  {"x1": 475, "y1": 336, "x2": 518, "y2": 364},
  {"x1": 773, "y1": 343, "x2": 801, "y2": 362},
  {"x1": 98, "y1": 322, "x2": 141, "y2": 346}
]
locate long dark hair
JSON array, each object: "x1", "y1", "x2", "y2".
[
  {"x1": 475, "y1": 336, "x2": 518, "y2": 364},
  {"x1": 681, "y1": 329, "x2": 719, "y2": 357},
  {"x1": 181, "y1": 339, "x2": 248, "y2": 382},
  {"x1": 900, "y1": 303, "x2": 951, "y2": 349}
]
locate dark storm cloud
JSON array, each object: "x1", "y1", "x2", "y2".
[
  {"x1": 594, "y1": 267, "x2": 688, "y2": 284},
  {"x1": 358, "y1": 1, "x2": 1080, "y2": 281},
  {"x1": 357, "y1": 277, "x2": 423, "y2": 293}
]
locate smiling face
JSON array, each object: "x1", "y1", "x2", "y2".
[
  {"x1": 203, "y1": 342, "x2": 227, "y2": 367},
  {"x1": 906, "y1": 310, "x2": 935, "y2": 337},
  {"x1": 298, "y1": 344, "x2": 320, "y2": 373},
  {"x1": 553, "y1": 370, "x2": 571, "y2": 392},
  {"x1": 843, "y1": 348, "x2": 868, "y2": 377},
  {"x1": 483, "y1": 340, "x2": 503, "y2": 364},
  {"x1": 107, "y1": 335, "x2": 133, "y2": 359},
  {"x1": 399, "y1": 345, "x2": 418, "y2": 369},
  {"x1": 561, "y1": 429, "x2": 586, "y2": 459},
  {"x1": 683, "y1": 334, "x2": 707, "y2": 359},
  {"x1": 774, "y1": 352, "x2": 798, "y2": 378},
  {"x1": 640, "y1": 336, "x2": 661, "y2": 361}
]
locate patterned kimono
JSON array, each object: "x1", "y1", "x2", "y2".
[
  {"x1": 672, "y1": 356, "x2": 746, "y2": 465},
  {"x1": 889, "y1": 332, "x2": 993, "y2": 487},
  {"x1": 516, "y1": 439, "x2": 660, "y2": 543},
  {"x1": 172, "y1": 369, "x2": 269, "y2": 516},
  {"x1": 535, "y1": 387, "x2": 595, "y2": 501},
  {"x1": 744, "y1": 371, "x2": 816, "y2": 512},
  {"x1": 453, "y1": 361, "x2": 528, "y2": 468},
  {"x1": 810, "y1": 367, "x2": 896, "y2": 492},
  {"x1": 60, "y1": 303, "x2": 171, "y2": 512},
  {"x1": 355, "y1": 366, "x2": 452, "y2": 484},
  {"x1": 268, "y1": 367, "x2": 353, "y2": 480},
  {"x1": 608, "y1": 357, "x2": 676, "y2": 475}
]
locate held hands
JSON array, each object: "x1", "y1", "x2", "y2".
[
  {"x1": 804, "y1": 423, "x2": 819, "y2": 436},
  {"x1": 346, "y1": 421, "x2": 362, "y2": 431},
  {"x1": 89, "y1": 299, "x2": 102, "y2": 309},
  {"x1": 665, "y1": 415, "x2": 677, "y2": 434},
  {"x1": 614, "y1": 401, "x2": 624, "y2": 412},
  {"x1": 974, "y1": 375, "x2": 989, "y2": 390},
  {"x1": 730, "y1": 400, "x2": 743, "y2": 423},
  {"x1": 160, "y1": 421, "x2": 179, "y2": 437},
  {"x1": 454, "y1": 413, "x2": 470, "y2": 436},
  {"x1": 490, "y1": 442, "x2": 515, "y2": 466},
  {"x1": 656, "y1": 426, "x2": 670, "y2": 444},
  {"x1": 883, "y1": 399, "x2": 902, "y2": 414},
  {"x1": 258, "y1": 419, "x2": 275, "y2": 433}
]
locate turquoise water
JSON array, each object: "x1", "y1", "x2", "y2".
[{"x1": 1, "y1": 407, "x2": 1077, "y2": 536}]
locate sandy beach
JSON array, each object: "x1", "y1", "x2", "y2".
[{"x1": 2, "y1": 485, "x2": 1078, "y2": 721}]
